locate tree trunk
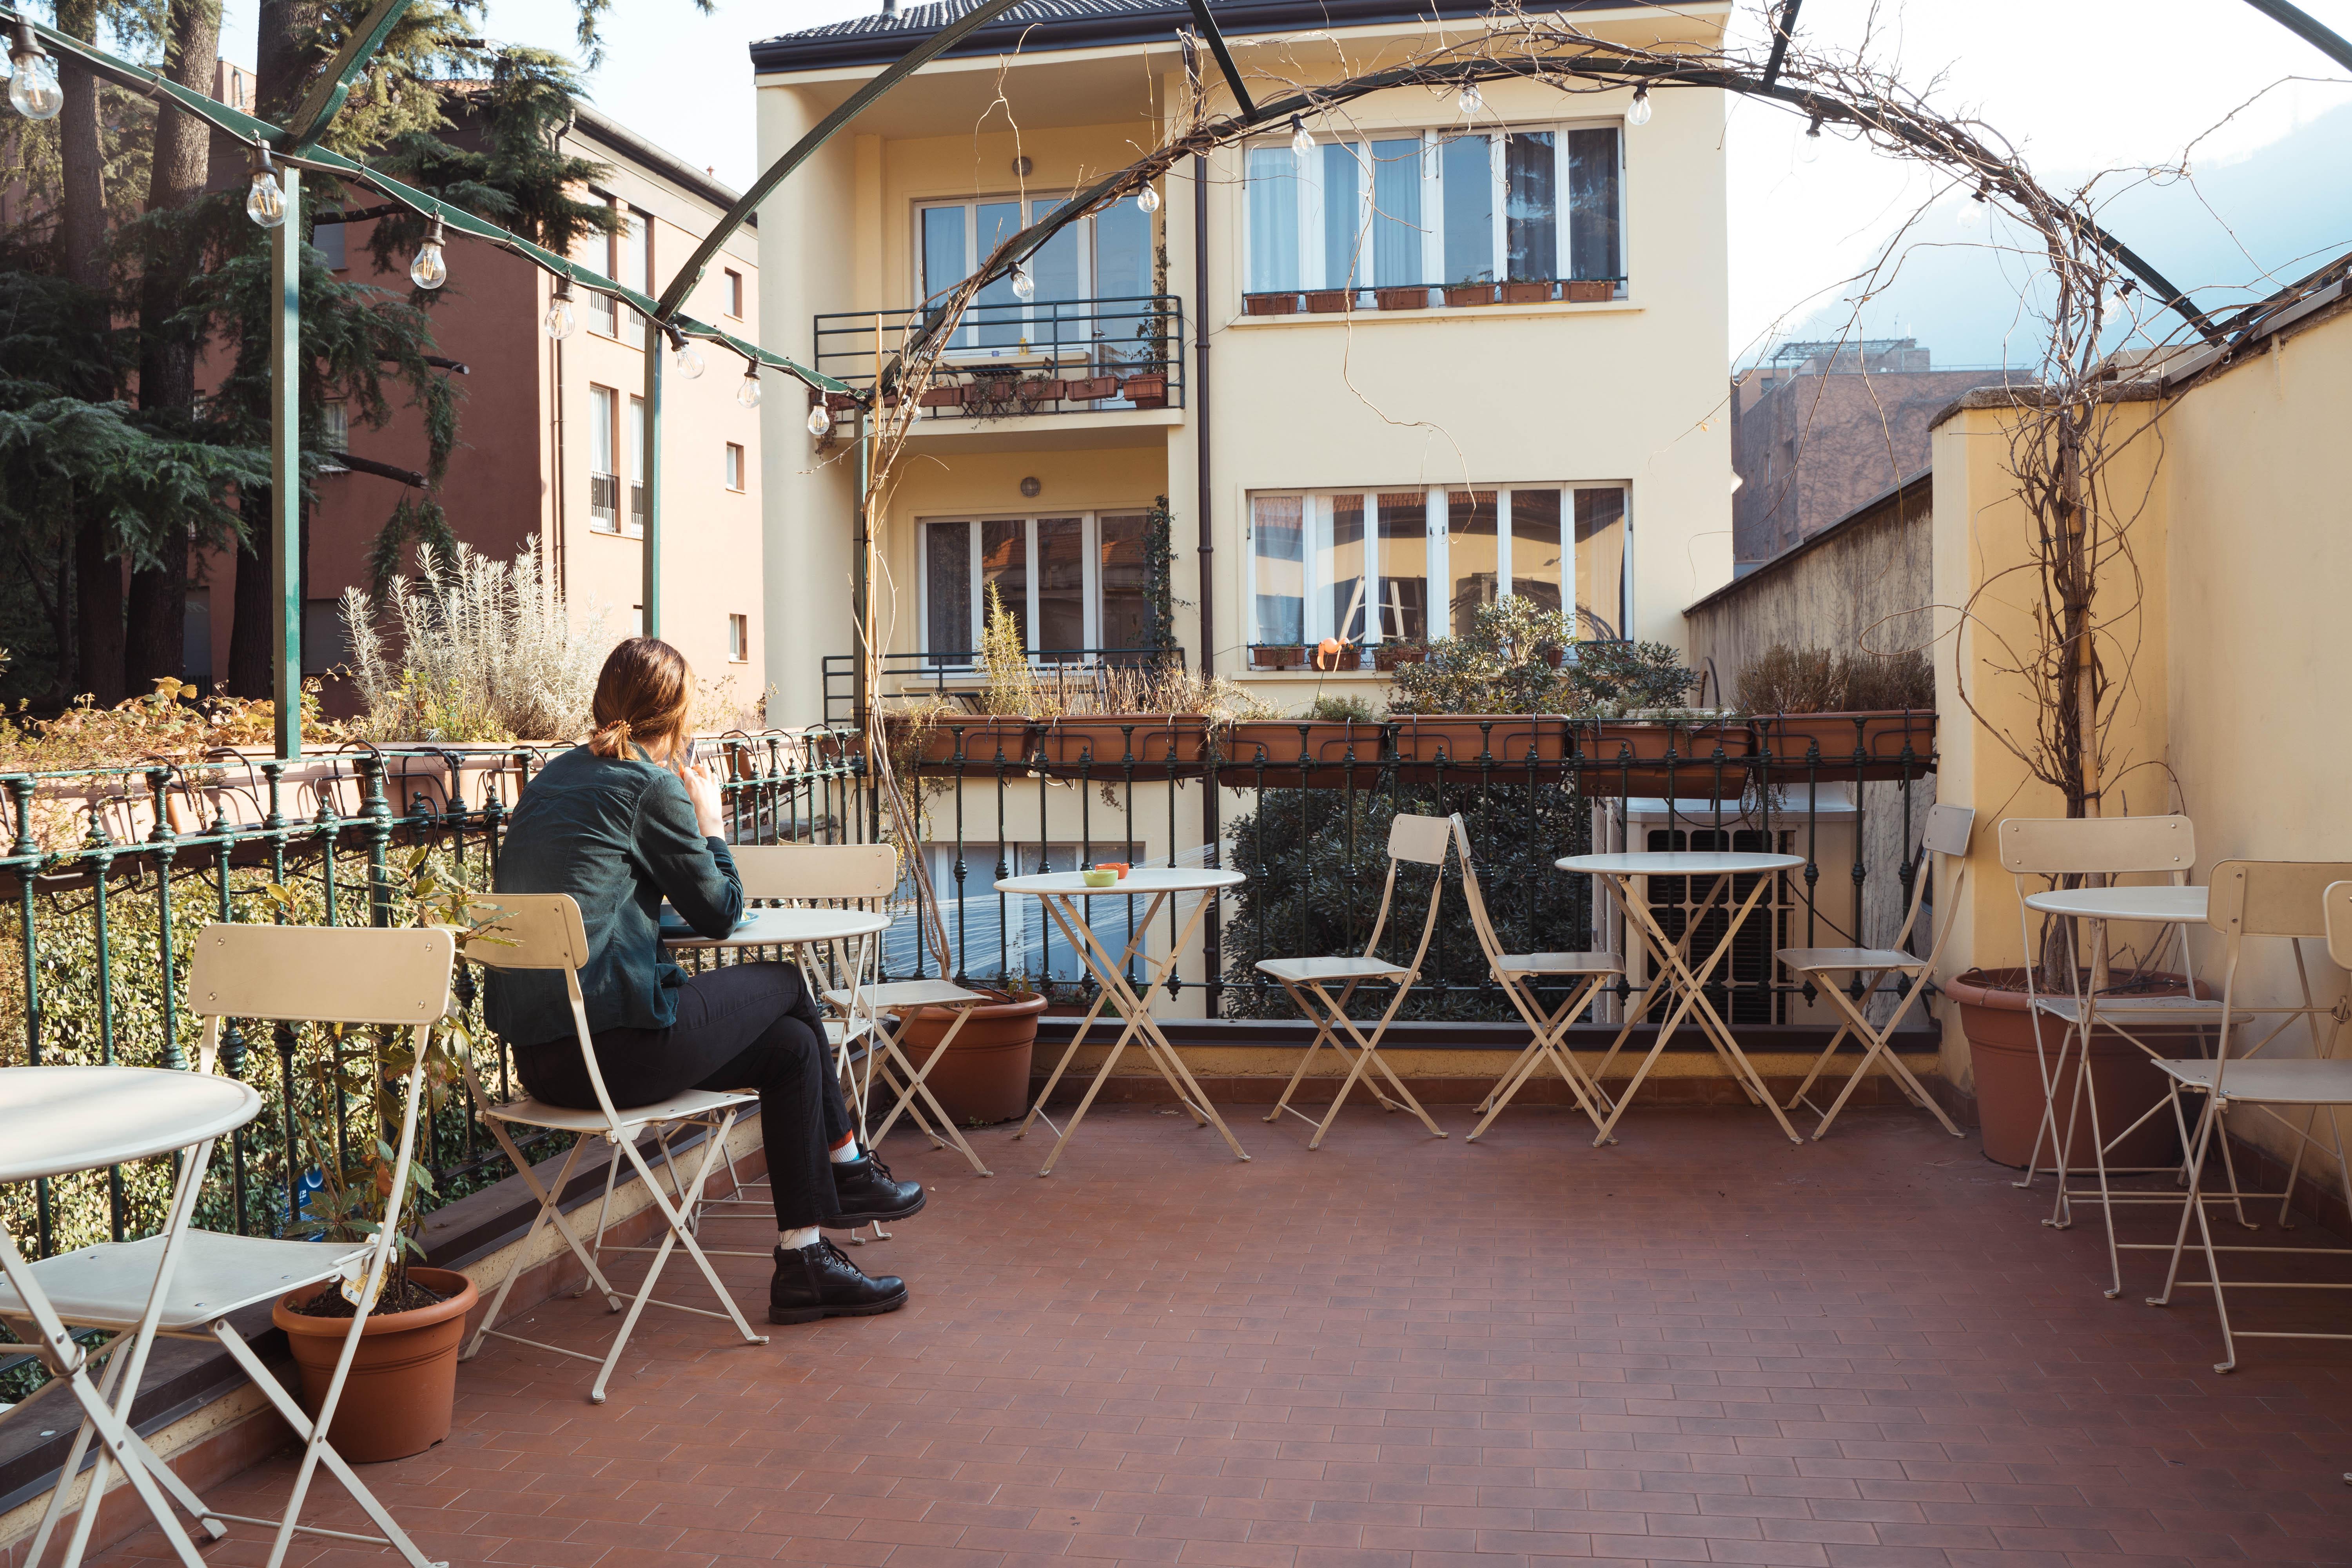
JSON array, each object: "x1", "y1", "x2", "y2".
[
  {"x1": 125, "y1": 0, "x2": 226, "y2": 693},
  {"x1": 56, "y1": 0, "x2": 123, "y2": 704},
  {"x1": 227, "y1": 494, "x2": 274, "y2": 699}
]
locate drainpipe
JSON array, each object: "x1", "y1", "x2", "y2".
[{"x1": 1193, "y1": 148, "x2": 1221, "y2": 1009}]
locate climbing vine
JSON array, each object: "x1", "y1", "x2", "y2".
[{"x1": 1144, "y1": 494, "x2": 1177, "y2": 655}]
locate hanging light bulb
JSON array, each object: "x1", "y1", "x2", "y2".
[
  {"x1": 1290, "y1": 114, "x2": 1315, "y2": 157},
  {"x1": 408, "y1": 217, "x2": 447, "y2": 290},
  {"x1": 673, "y1": 339, "x2": 705, "y2": 379},
  {"x1": 1457, "y1": 80, "x2": 1483, "y2": 116},
  {"x1": 543, "y1": 276, "x2": 578, "y2": 339},
  {"x1": 1626, "y1": 83, "x2": 1652, "y2": 127},
  {"x1": 243, "y1": 147, "x2": 286, "y2": 229},
  {"x1": 807, "y1": 401, "x2": 832, "y2": 438},
  {"x1": 1136, "y1": 184, "x2": 1161, "y2": 215},
  {"x1": 1010, "y1": 265, "x2": 1035, "y2": 301},
  {"x1": 9, "y1": 24, "x2": 62, "y2": 121},
  {"x1": 1797, "y1": 114, "x2": 1824, "y2": 164},
  {"x1": 737, "y1": 365, "x2": 762, "y2": 408}
]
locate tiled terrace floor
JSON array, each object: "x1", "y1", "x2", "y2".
[{"x1": 99, "y1": 1103, "x2": 2352, "y2": 1568}]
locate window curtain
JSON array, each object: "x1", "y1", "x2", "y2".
[
  {"x1": 1503, "y1": 132, "x2": 1556, "y2": 282},
  {"x1": 1370, "y1": 137, "x2": 1423, "y2": 286},
  {"x1": 1440, "y1": 134, "x2": 1493, "y2": 285},
  {"x1": 1247, "y1": 146, "x2": 1301, "y2": 292}
]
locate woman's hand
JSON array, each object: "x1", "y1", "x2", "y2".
[{"x1": 674, "y1": 756, "x2": 726, "y2": 838}]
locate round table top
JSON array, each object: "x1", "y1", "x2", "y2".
[
  {"x1": 663, "y1": 906, "x2": 892, "y2": 948},
  {"x1": 997, "y1": 868, "x2": 1247, "y2": 897},
  {"x1": 1557, "y1": 851, "x2": 1808, "y2": 876},
  {"x1": 2024, "y1": 884, "x2": 2209, "y2": 924},
  {"x1": 0, "y1": 1066, "x2": 262, "y2": 1185}
]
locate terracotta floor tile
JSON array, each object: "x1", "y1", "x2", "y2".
[{"x1": 70, "y1": 1108, "x2": 2351, "y2": 1568}]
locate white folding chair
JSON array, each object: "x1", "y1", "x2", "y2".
[
  {"x1": 2144, "y1": 868, "x2": 2352, "y2": 1370},
  {"x1": 1258, "y1": 813, "x2": 1452, "y2": 1149},
  {"x1": 2001, "y1": 815, "x2": 2234, "y2": 1294},
  {"x1": 1450, "y1": 812, "x2": 1622, "y2": 1142},
  {"x1": 1778, "y1": 803, "x2": 1974, "y2": 1140},
  {"x1": 733, "y1": 843, "x2": 996, "y2": 1179},
  {"x1": 0, "y1": 923, "x2": 457, "y2": 1568},
  {"x1": 457, "y1": 893, "x2": 769, "y2": 1405}
]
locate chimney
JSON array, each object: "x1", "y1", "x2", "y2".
[{"x1": 881, "y1": 0, "x2": 897, "y2": 15}]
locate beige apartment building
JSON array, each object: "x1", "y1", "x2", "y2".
[{"x1": 751, "y1": 0, "x2": 1735, "y2": 728}]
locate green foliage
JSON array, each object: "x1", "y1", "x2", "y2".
[
  {"x1": 1387, "y1": 596, "x2": 1575, "y2": 715},
  {"x1": 1219, "y1": 786, "x2": 1590, "y2": 1021},
  {"x1": 1307, "y1": 692, "x2": 1382, "y2": 723},
  {"x1": 976, "y1": 583, "x2": 1034, "y2": 717},
  {"x1": 1143, "y1": 494, "x2": 1177, "y2": 653},
  {"x1": 1560, "y1": 639, "x2": 1702, "y2": 716}
]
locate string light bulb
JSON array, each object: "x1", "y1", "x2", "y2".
[
  {"x1": 8, "y1": 24, "x2": 61, "y2": 121},
  {"x1": 1626, "y1": 83, "x2": 1652, "y2": 126},
  {"x1": 1010, "y1": 265, "x2": 1035, "y2": 301},
  {"x1": 1136, "y1": 184, "x2": 1161, "y2": 215},
  {"x1": 807, "y1": 401, "x2": 832, "y2": 438},
  {"x1": 1457, "y1": 81, "x2": 1483, "y2": 116},
  {"x1": 737, "y1": 365, "x2": 762, "y2": 408},
  {"x1": 673, "y1": 339, "x2": 705, "y2": 378},
  {"x1": 408, "y1": 217, "x2": 447, "y2": 290},
  {"x1": 543, "y1": 276, "x2": 578, "y2": 339},
  {"x1": 1290, "y1": 114, "x2": 1314, "y2": 157},
  {"x1": 243, "y1": 147, "x2": 286, "y2": 229},
  {"x1": 1798, "y1": 114, "x2": 1824, "y2": 163}
]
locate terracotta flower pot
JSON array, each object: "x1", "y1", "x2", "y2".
[
  {"x1": 1372, "y1": 643, "x2": 1425, "y2": 671},
  {"x1": 1388, "y1": 716, "x2": 1566, "y2": 781},
  {"x1": 1310, "y1": 639, "x2": 1359, "y2": 671},
  {"x1": 1120, "y1": 373, "x2": 1168, "y2": 407},
  {"x1": 1027, "y1": 713, "x2": 1210, "y2": 777},
  {"x1": 1016, "y1": 377, "x2": 1066, "y2": 404},
  {"x1": 902, "y1": 987, "x2": 1045, "y2": 1125},
  {"x1": 1064, "y1": 375, "x2": 1117, "y2": 400},
  {"x1": 1248, "y1": 644, "x2": 1306, "y2": 670},
  {"x1": 1243, "y1": 292, "x2": 1298, "y2": 316},
  {"x1": 1375, "y1": 286, "x2": 1430, "y2": 310},
  {"x1": 1944, "y1": 967, "x2": 2194, "y2": 1170},
  {"x1": 1499, "y1": 280, "x2": 1553, "y2": 304},
  {"x1": 1220, "y1": 720, "x2": 1387, "y2": 786},
  {"x1": 1443, "y1": 283, "x2": 1496, "y2": 307},
  {"x1": 1757, "y1": 710, "x2": 1936, "y2": 781},
  {"x1": 273, "y1": 1266, "x2": 477, "y2": 1463},
  {"x1": 1304, "y1": 289, "x2": 1352, "y2": 312},
  {"x1": 886, "y1": 714, "x2": 1037, "y2": 768},
  {"x1": 1562, "y1": 279, "x2": 1615, "y2": 302},
  {"x1": 918, "y1": 384, "x2": 965, "y2": 408}
]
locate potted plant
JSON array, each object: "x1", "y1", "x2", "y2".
[
  {"x1": 1064, "y1": 373, "x2": 1117, "y2": 400},
  {"x1": 918, "y1": 382, "x2": 965, "y2": 408},
  {"x1": 1243, "y1": 292, "x2": 1298, "y2": 316},
  {"x1": 1309, "y1": 637, "x2": 1360, "y2": 672},
  {"x1": 1120, "y1": 371, "x2": 1168, "y2": 407},
  {"x1": 900, "y1": 981, "x2": 1049, "y2": 1125},
  {"x1": 1443, "y1": 282, "x2": 1496, "y2": 307},
  {"x1": 1735, "y1": 646, "x2": 1937, "y2": 781},
  {"x1": 1375, "y1": 286, "x2": 1429, "y2": 310},
  {"x1": 1499, "y1": 279, "x2": 1552, "y2": 304},
  {"x1": 1304, "y1": 289, "x2": 1352, "y2": 312},
  {"x1": 1249, "y1": 643, "x2": 1307, "y2": 670},
  {"x1": 1372, "y1": 641, "x2": 1426, "y2": 671},
  {"x1": 1562, "y1": 278, "x2": 1614, "y2": 302},
  {"x1": 1016, "y1": 377, "x2": 1066, "y2": 405},
  {"x1": 267, "y1": 855, "x2": 486, "y2": 1464},
  {"x1": 1221, "y1": 696, "x2": 1387, "y2": 787}
]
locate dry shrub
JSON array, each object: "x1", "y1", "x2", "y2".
[{"x1": 1735, "y1": 645, "x2": 1934, "y2": 713}]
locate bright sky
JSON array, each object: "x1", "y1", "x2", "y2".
[{"x1": 216, "y1": 0, "x2": 2352, "y2": 365}]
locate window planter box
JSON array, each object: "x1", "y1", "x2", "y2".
[
  {"x1": 1372, "y1": 642, "x2": 1426, "y2": 671},
  {"x1": 1244, "y1": 292, "x2": 1299, "y2": 316},
  {"x1": 1310, "y1": 641, "x2": 1361, "y2": 672},
  {"x1": 1577, "y1": 717, "x2": 1752, "y2": 797},
  {"x1": 1499, "y1": 280, "x2": 1553, "y2": 304},
  {"x1": 917, "y1": 383, "x2": 965, "y2": 408},
  {"x1": 884, "y1": 714, "x2": 1036, "y2": 767},
  {"x1": 1755, "y1": 709, "x2": 1935, "y2": 782},
  {"x1": 1562, "y1": 279, "x2": 1616, "y2": 303},
  {"x1": 1119, "y1": 372, "x2": 1168, "y2": 407},
  {"x1": 1219, "y1": 720, "x2": 1387, "y2": 786},
  {"x1": 1016, "y1": 377, "x2": 1066, "y2": 405},
  {"x1": 1375, "y1": 287, "x2": 1430, "y2": 310},
  {"x1": 1304, "y1": 289, "x2": 1353, "y2": 312},
  {"x1": 1389, "y1": 716, "x2": 1566, "y2": 781},
  {"x1": 1248, "y1": 643, "x2": 1306, "y2": 670},
  {"x1": 1027, "y1": 713, "x2": 1212, "y2": 777},
  {"x1": 1063, "y1": 374, "x2": 1117, "y2": 401},
  {"x1": 1443, "y1": 283, "x2": 1496, "y2": 307}
]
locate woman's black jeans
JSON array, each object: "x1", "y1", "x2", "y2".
[{"x1": 512, "y1": 961, "x2": 850, "y2": 1230}]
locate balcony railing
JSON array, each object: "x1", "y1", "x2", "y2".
[
  {"x1": 813, "y1": 295, "x2": 1184, "y2": 420},
  {"x1": 588, "y1": 470, "x2": 619, "y2": 532},
  {"x1": 822, "y1": 645, "x2": 1186, "y2": 727}
]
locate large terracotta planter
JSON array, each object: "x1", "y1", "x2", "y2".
[
  {"x1": 1758, "y1": 710, "x2": 1936, "y2": 781},
  {"x1": 1220, "y1": 720, "x2": 1389, "y2": 786},
  {"x1": 1945, "y1": 967, "x2": 2195, "y2": 1170},
  {"x1": 1027, "y1": 714, "x2": 1210, "y2": 777},
  {"x1": 902, "y1": 987, "x2": 1045, "y2": 1125},
  {"x1": 887, "y1": 715, "x2": 1036, "y2": 768},
  {"x1": 1575, "y1": 719, "x2": 1752, "y2": 796},
  {"x1": 1388, "y1": 716, "x2": 1566, "y2": 782},
  {"x1": 273, "y1": 1266, "x2": 477, "y2": 1463}
]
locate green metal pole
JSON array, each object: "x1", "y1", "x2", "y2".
[
  {"x1": 853, "y1": 406, "x2": 869, "y2": 725},
  {"x1": 642, "y1": 323, "x2": 662, "y2": 639},
  {"x1": 271, "y1": 166, "x2": 303, "y2": 759}
]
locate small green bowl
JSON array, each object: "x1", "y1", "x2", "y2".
[{"x1": 1081, "y1": 868, "x2": 1119, "y2": 888}]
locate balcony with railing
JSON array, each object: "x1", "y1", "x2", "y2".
[{"x1": 813, "y1": 294, "x2": 1184, "y2": 423}]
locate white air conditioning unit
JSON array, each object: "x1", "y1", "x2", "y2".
[{"x1": 1586, "y1": 786, "x2": 1862, "y2": 1027}]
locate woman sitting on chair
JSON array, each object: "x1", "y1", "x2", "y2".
[{"x1": 483, "y1": 636, "x2": 920, "y2": 1323}]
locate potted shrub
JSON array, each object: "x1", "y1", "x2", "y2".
[
  {"x1": 1016, "y1": 377, "x2": 1065, "y2": 405},
  {"x1": 1028, "y1": 711, "x2": 1214, "y2": 778},
  {"x1": 1305, "y1": 289, "x2": 1352, "y2": 312},
  {"x1": 1499, "y1": 279, "x2": 1552, "y2": 304},
  {"x1": 1562, "y1": 279, "x2": 1614, "y2": 302},
  {"x1": 1249, "y1": 643, "x2": 1307, "y2": 670},
  {"x1": 267, "y1": 860, "x2": 486, "y2": 1464},
  {"x1": 1120, "y1": 371, "x2": 1168, "y2": 407},
  {"x1": 1064, "y1": 374, "x2": 1117, "y2": 400},
  {"x1": 1221, "y1": 697, "x2": 1386, "y2": 786},
  {"x1": 1443, "y1": 282, "x2": 1496, "y2": 307},
  {"x1": 1309, "y1": 638, "x2": 1360, "y2": 672},
  {"x1": 1737, "y1": 646, "x2": 1937, "y2": 781},
  {"x1": 1375, "y1": 286, "x2": 1429, "y2": 310},
  {"x1": 901, "y1": 982, "x2": 1048, "y2": 1125},
  {"x1": 1372, "y1": 641, "x2": 1426, "y2": 671},
  {"x1": 1243, "y1": 292, "x2": 1298, "y2": 316}
]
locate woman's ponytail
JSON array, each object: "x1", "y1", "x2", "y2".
[{"x1": 586, "y1": 639, "x2": 693, "y2": 759}]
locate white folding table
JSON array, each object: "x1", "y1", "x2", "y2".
[
  {"x1": 1557, "y1": 850, "x2": 1808, "y2": 1146},
  {"x1": 0, "y1": 1065, "x2": 261, "y2": 1568},
  {"x1": 1000, "y1": 868, "x2": 1250, "y2": 1175}
]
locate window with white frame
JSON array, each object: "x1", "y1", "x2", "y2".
[
  {"x1": 626, "y1": 393, "x2": 646, "y2": 536},
  {"x1": 921, "y1": 511, "x2": 1153, "y2": 659},
  {"x1": 1245, "y1": 122, "x2": 1623, "y2": 297},
  {"x1": 588, "y1": 385, "x2": 619, "y2": 532},
  {"x1": 1249, "y1": 484, "x2": 1629, "y2": 647},
  {"x1": 918, "y1": 195, "x2": 1155, "y2": 356}
]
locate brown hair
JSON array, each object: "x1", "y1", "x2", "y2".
[{"x1": 587, "y1": 637, "x2": 694, "y2": 759}]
